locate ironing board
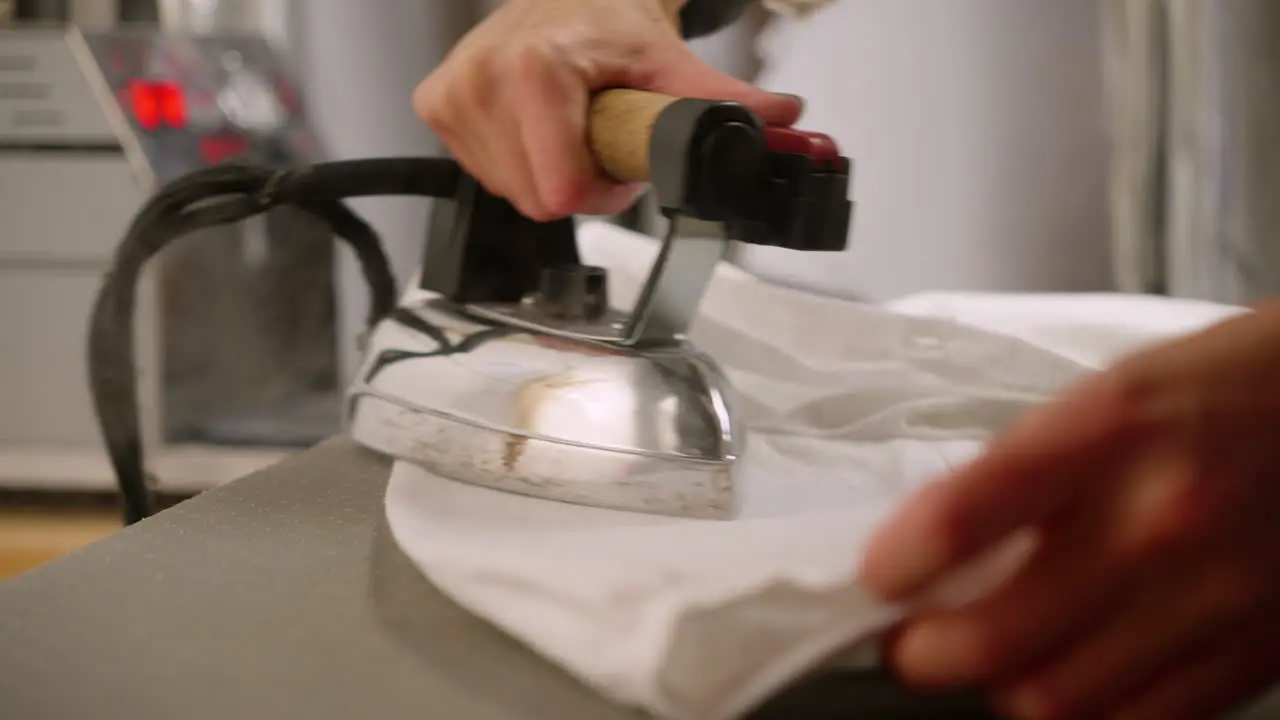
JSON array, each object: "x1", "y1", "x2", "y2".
[{"x1": 0, "y1": 437, "x2": 1267, "y2": 719}]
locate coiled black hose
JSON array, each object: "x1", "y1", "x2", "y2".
[{"x1": 87, "y1": 157, "x2": 462, "y2": 525}]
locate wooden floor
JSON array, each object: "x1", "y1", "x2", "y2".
[{"x1": 0, "y1": 507, "x2": 122, "y2": 580}]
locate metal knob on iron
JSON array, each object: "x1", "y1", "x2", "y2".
[
  {"x1": 343, "y1": 89, "x2": 855, "y2": 521},
  {"x1": 533, "y1": 265, "x2": 609, "y2": 322}
]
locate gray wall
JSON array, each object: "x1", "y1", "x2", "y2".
[{"x1": 737, "y1": 0, "x2": 1113, "y2": 301}]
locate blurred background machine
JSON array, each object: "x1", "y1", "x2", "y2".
[
  {"x1": 0, "y1": 0, "x2": 329, "y2": 494},
  {"x1": 0, "y1": 0, "x2": 760, "y2": 499}
]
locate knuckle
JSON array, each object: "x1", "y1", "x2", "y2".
[
  {"x1": 893, "y1": 620, "x2": 1008, "y2": 688},
  {"x1": 412, "y1": 79, "x2": 446, "y2": 126},
  {"x1": 1204, "y1": 562, "x2": 1267, "y2": 616},
  {"x1": 958, "y1": 627, "x2": 1011, "y2": 678},
  {"x1": 1124, "y1": 475, "x2": 1206, "y2": 558},
  {"x1": 1173, "y1": 389, "x2": 1219, "y2": 457},
  {"x1": 459, "y1": 59, "x2": 499, "y2": 115},
  {"x1": 415, "y1": 56, "x2": 499, "y2": 128},
  {"x1": 513, "y1": 197, "x2": 555, "y2": 223},
  {"x1": 510, "y1": 38, "x2": 552, "y2": 67},
  {"x1": 541, "y1": 177, "x2": 592, "y2": 217},
  {"x1": 1086, "y1": 366, "x2": 1158, "y2": 436},
  {"x1": 504, "y1": 38, "x2": 560, "y2": 82},
  {"x1": 910, "y1": 619, "x2": 1012, "y2": 681},
  {"x1": 1000, "y1": 683, "x2": 1074, "y2": 720},
  {"x1": 916, "y1": 482, "x2": 983, "y2": 564}
]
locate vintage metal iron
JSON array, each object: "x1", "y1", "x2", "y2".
[
  {"x1": 87, "y1": 89, "x2": 853, "y2": 524},
  {"x1": 344, "y1": 92, "x2": 854, "y2": 519}
]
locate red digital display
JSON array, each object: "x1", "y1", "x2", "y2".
[
  {"x1": 159, "y1": 83, "x2": 185, "y2": 128},
  {"x1": 200, "y1": 134, "x2": 250, "y2": 165},
  {"x1": 126, "y1": 79, "x2": 186, "y2": 131}
]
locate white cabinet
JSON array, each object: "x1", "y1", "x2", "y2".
[
  {"x1": 0, "y1": 267, "x2": 159, "y2": 448},
  {"x1": 0, "y1": 153, "x2": 137, "y2": 261}
]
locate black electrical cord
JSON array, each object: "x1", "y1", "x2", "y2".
[
  {"x1": 680, "y1": 0, "x2": 754, "y2": 39},
  {"x1": 88, "y1": 157, "x2": 463, "y2": 525}
]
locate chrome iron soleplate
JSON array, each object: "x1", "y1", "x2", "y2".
[{"x1": 345, "y1": 297, "x2": 741, "y2": 520}]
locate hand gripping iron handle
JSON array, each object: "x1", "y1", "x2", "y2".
[
  {"x1": 585, "y1": 0, "x2": 691, "y2": 184},
  {"x1": 587, "y1": 87, "x2": 853, "y2": 252},
  {"x1": 420, "y1": 91, "x2": 854, "y2": 305},
  {"x1": 584, "y1": 1, "x2": 852, "y2": 248}
]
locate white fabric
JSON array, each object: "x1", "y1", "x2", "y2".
[{"x1": 384, "y1": 221, "x2": 1245, "y2": 720}]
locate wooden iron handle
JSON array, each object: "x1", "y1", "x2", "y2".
[
  {"x1": 585, "y1": 0, "x2": 683, "y2": 183},
  {"x1": 587, "y1": 90, "x2": 680, "y2": 183}
]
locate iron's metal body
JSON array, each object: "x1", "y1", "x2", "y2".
[
  {"x1": 345, "y1": 101, "x2": 854, "y2": 519},
  {"x1": 347, "y1": 212, "x2": 743, "y2": 519}
]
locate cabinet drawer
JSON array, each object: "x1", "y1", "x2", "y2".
[
  {"x1": 0, "y1": 267, "x2": 158, "y2": 448},
  {"x1": 0, "y1": 153, "x2": 143, "y2": 262}
]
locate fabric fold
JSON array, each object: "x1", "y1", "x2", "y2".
[{"x1": 382, "y1": 221, "x2": 1242, "y2": 720}]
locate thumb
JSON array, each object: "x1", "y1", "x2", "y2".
[{"x1": 643, "y1": 47, "x2": 805, "y2": 126}]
